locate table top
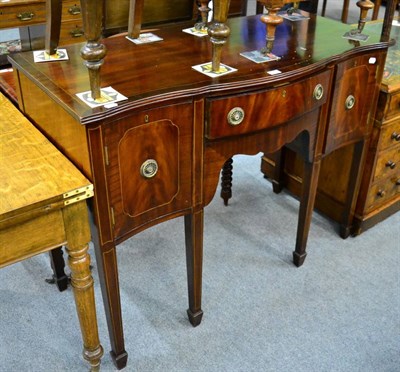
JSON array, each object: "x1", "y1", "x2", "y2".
[
  {"x1": 0, "y1": 0, "x2": 44, "y2": 8},
  {"x1": 0, "y1": 92, "x2": 92, "y2": 222},
  {"x1": 8, "y1": 14, "x2": 390, "y2": 124}
]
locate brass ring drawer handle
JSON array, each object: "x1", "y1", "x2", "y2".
[
  {"x1": 385, "y1": 160, "x2": 396, "y2": 169},
  {"x1": 391, "y1": 132, "x2": 400, "y2": 141},
  {"x1": 70, "y1": 28, "x2": 84, "y2": 38},
  {"x1": 227, "y1": 107, "x2": 245, "y2": 126},
  {"x1": 68, "y1": 5, "x2": 81, "y2": 15},
  {"x1": 17, "y1": 12, "x2": 34, "y2": 21},
  {"x1": 345, "y1": 95, "x2": 356, "y2": 110},
  {"x1": 313, "y1": 84, "x2": 324, "y2": 100},
  {"x1": 140, "y1": 159, "x2": 158, "y2": 179}
]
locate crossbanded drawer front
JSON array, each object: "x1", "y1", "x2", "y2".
[
  {"x1": 385, "y1": 91, "x2": 400, "y2": 121},
  {"x1": 379, "y1": 119, "x2": 400, "y2": 151},
  {"x1": 205, "y1": 70, "x2": 331, "y2": 140}
]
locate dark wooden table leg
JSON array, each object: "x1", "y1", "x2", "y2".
[
  {"x1": 93, "y1": 240, "x2": 128, "y2": 369},
  {"x1": 220, "y1": 158, "x2": 233, "y2": 206},
  {"x1": 127, "y1": 0, "x2": 144, "y2": 39},
  {"x1": 271, "y1": 148, "x2": 287, "y2": 194},
  {"x1": 45, "y1": 0, "x2": 62, "y2": 56},
  {"x1": 184, "y1": 210, "x2": 204, "y2": 327},
  {"x1": 339, "y1": 140, "x2": 366, "y2": 238},
  {"x1": 47, "y1": 247, "x2": 69, "y2": 291},
  {"x1": 293, "y1": 158, "x2": 321, "y2": 267}
]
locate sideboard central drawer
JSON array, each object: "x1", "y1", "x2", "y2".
[{"x1": 205, "y1": 70, "x2": 331, "y2": 140}]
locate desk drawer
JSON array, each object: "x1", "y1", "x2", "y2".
[
  {"x1": 205, "y1": 70, "x2": 331, "y2": 140},
  {"x1": 59, "y1": 20, "x2": 85, "y2": 45},
  {"x1": 385, "y1": 91, "x2": 400, "y2": 121},
  {"x1": 365, "y1": 176, "x2": 400, "y2": 211},
  {"x1": 372, "y1": 145, "x2": 400, "y2": 183},
  {"x1": 0, "y1": 2, "x2": 46, "y2": 29},
  {"x1": 379, "y1": 119, "x2": 400, "y2": 151},
  {"x1": 62, "y1": 0, "x2": 82, "y2": 21}
]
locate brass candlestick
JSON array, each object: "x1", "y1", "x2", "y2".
[
  {"x1": 207, "y1": 0, "x2": 231, "y2": 72},
  {"x1": 79, "y1": 0, "x2": 107, "y2": 100},
  {"x1": 195, "y1": 1, "x2": 212, "y2": 31}
]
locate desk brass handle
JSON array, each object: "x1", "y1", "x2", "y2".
[
  {"x1": 227, "y1": 107, "x2": 245, "y2": 126},
  {"x1": 377, "y1": 189, "x2": 386, "y2": 198},
  {"x1": 70, "y1": 28, "x2": 84, "y2": 38},
  {"x1": 313, "y1": 84, "x2": 324, "y2": 100},
  {"x1": 385, "y1": 160, "x2": 396, "y2": 169},
  {"x1": 140, "y1": 159, "x2": 158, "y2": 179},
  {"x1": 17, "y1": 12, "x2": 34, "y2": 21},
  {"x1": 68, "y1": 5, "x2": 81, "y2": 15},
  {"x1": 391, "y1": 132, "x2": 400, "y2": 141},
  {"x1": 345, "y1": 95, "x2": 356, "y2": 110}
]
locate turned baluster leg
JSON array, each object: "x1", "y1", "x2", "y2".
[
  {"x1": 79, "y1": 0, "x2": 107, "y2": 100},
  {"x1": 293, "y1": 158, "x2": 321, "y2": 267},
  {"x1": 195, "y1": 1, "x2": 211, "y2": 30},
  {"x1": 208, "y1": 0, "x2": 231, "y2": 72},
  {"x1": 356, "y1": 0, "x2": 374, "y2": 33},
  {"x1": 127, "y1": 0, "x2": 145, "y2": 39},
  {"x1": 45, "y1": 0, "x2": 62, "y2": 56},
  {"x1": 47, "y1": 247, "x2": 69, "y2": 291},
  {"x1": 62, "y1": 201, "x2": 103, "y2": 371},
  {"x1": 184, "y1": 210, "x2": 204, "y2": 327},
  {"x1": 220, "y1": 158, "x2": 233, "y2": 206},
  {"x1": 259, "y1": 3, "x2": 283, "y2": 54}
]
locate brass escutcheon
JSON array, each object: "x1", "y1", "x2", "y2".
[
  {"x1": 313, "y1": 84, "x2": 324, "y2": 100},
  {"x1": 227, "y1": 107, "x2": 245, "y2": 126},
  {"x1": 345, "y1": 95, "x2": 356, "y2": 110},
  {"x1": 140, "y1": 159, "x2": 158, "y2": 179}
]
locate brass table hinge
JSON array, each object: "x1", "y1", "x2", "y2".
[{"x1": 63, "y1": 185, "x2": 94, "y2": 205}]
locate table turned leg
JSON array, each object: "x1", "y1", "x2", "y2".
[
  {"x1": 184, "y1": 210, "x2": 204, "y2": 327},
  {"x1": 127, "y1": 0, "x2": 144, "y2": 39},
  {"x1": 220, "y1": 158, "x2": 233, "y2": 206},
  {"x1": 62, "y1": 201, "x2": 103, "y2": 371},
  {"x1": 79, "y1": 0, "x2": 107, "y2": 100},
  {"x1": 293, "y1": 158, "x2": 321, "y2": 267},
  {"x1": 45, "y1": 0, "x2": 62, "y2": 56},
  {"x1": 47, "y1": 247, "x2": 69, "y2": 291}
]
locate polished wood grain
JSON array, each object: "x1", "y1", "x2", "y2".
[
  {"x1": 9, "y1": 13, "x2": 393, "y2": 370},
  {"x1": 0, "y1": 92, "x2": 103, "y2": 371}
]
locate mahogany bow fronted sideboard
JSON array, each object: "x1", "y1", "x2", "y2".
[{"x1": 8, "y1": 13, "x2": 392, "y2": 369}]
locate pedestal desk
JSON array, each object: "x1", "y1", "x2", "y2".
[{"x1": 8, "y1": 13, "x2": 391, "y2": 369}]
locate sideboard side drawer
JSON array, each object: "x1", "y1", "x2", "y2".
[
  {"x1": 205, "y1": 70, "x2": 331, "y2": 140},
  {"x1": 365, "y1": 177, "x2": 400, "y2": 211}
]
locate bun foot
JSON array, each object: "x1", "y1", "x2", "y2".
[
  {"x1": 293, "y1": 251, "x2": 307, "y2": 267},
  {"x1": 187, "y1": 309, "x2": 203, "y2": 327},
  {"x1": 110, "y1": 350, "x2": 128, "y2": 370}
]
